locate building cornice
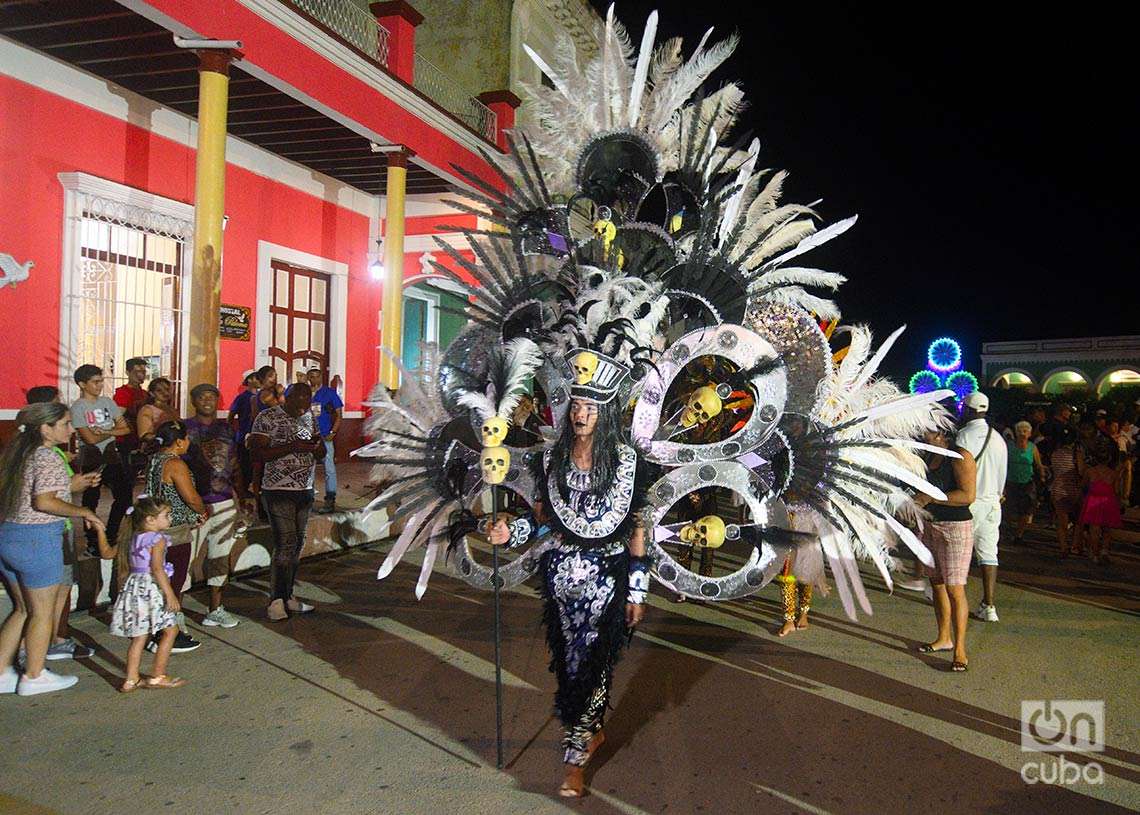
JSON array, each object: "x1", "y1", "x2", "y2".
[
  {"x1": 0, "y1": 33, "x2": 376, "y2": 216},
  {"x1": 233, "y1": 0, "x2": 495, "y2": 168}
]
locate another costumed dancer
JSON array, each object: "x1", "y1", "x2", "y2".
[{"x1": 352, "y1": 4, "x2": 962, "y2": 797}]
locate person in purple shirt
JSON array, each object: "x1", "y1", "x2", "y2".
[{"x1": 185, "y1": 384, "x2": 253, "y2": 628}]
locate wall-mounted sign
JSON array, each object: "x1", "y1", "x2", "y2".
[{"x1": 219, "y1": 304, "x2": 251, "y2": 341}]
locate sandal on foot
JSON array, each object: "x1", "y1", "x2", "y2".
[
  {"x1": 559, "y1": 772, "x2": 585, "y2": 798},
  {"x1": 951, "y1": 661, "x2": 969, "y2": 672},
  {"x1": 119, "y1": 678, "x2": 142, "y2": 693},
  {"x1": 143, "y1": 674, "x2": 186, "y2": 689},
  {"x1": 918, "y1": 643, "x2": 953, "y2": 653}
]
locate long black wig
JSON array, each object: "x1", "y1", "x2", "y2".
[{"x1": 550, "y1": 396, "x2": 626, "y2": 500}]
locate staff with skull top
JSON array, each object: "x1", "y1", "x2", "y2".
[{"x1": 461, "y1": 338, "x2": 543, "y2": 770}]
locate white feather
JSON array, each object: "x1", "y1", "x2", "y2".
[
  {"x1": 719, "y1": 138, "x2": 760, "y2": 246},
  {"x1": 850, "y1": 389, "x2": 955, "y2": 424},
  {"x1": 496, "y1": 337, "x2": 544, "y2": 419},
  {"x1": 627, "y1": 10, "x2": 657, "y2": 127},
  {"x1": 457, "y1": 390, "x2": 496, "y2": 423},
  {"x1": 848, "y1": 324, "x2": 906, "y2": 395},
  {"x1": 522, "y1": 44, "x2": 568, "y2": 97},
  {"x1": 760, "y1": 215, "x2": 858, "y2": 270},
  {"x1": 845, "y1": 450, "x2": 948, "y2": 500}
]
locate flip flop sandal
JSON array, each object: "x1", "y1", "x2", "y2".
[
  {"x1": 119, "y1": 678, "x2": 142, "y2": 694},
  {"x1": 917, "y1": 643, "x2": 953, "y2": 653},
  {"x1": 951, "y1": 661, "x2": 969, "y2": 673},
  {"x1": 143, "y1": 674, "x2": 186, "y2": 689}
]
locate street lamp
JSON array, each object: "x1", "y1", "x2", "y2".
[{"x1": 369, "y1": 239, "x2": 385, "y2": 280}]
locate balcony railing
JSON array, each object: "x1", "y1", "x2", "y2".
[
  {"x1": 283, "y1": 0, "x2": 390, "y2": 66},
  {"x1": 413, "y1": 52, "x2": 497, "y2": 143},
  {"x1": 279, "y1": 0, "x2": 497, "y2": 145}
]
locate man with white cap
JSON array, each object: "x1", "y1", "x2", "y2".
[{"x1": 956, "y1": 391, "x2": 1007, "y2": 621}]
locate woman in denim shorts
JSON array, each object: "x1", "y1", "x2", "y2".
[{"x1": 0, "y1": 403, "x2": 103, "y2": 696}]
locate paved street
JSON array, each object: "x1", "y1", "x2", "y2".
[{"x1": 1, "y1": 524, "x2": 1138, "y2": 814}]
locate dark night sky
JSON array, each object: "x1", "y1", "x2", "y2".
[{"x1": 587, "y1": 2, "x2": 1135, "y2": 381}]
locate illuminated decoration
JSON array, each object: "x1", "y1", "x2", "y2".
[
  {"x1": 927, "y1": 337, "x2": 962, "y2": 373},
  {"x1": 945, "y1": 371, "x2": 979, "y2": 401},
  {"x1": 909, "y1": 336, "x2": 977, "y2": 407},
  {"x1": 909, "y1": 370, "x2": 942, "y2": 394}
]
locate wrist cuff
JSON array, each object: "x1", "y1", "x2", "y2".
[
  {"x1": 507, "y1": 517, "x2": 532, "y2": 549},
  {"x1": 628, "y1": 556, "x2": 650, "y2": 604}
]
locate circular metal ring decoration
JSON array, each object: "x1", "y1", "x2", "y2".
[
  {"x1": 631, "y1": 323, "x2": 787, "y2": 465},
  {"x1": 451, "y1": 447, "x2": 549, "y2": 591},
  {"x1": 644, "y1": 461, "x2": 795, "y2": 600}
]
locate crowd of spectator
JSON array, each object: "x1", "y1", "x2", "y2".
[{"x1": 0, "y1": 360, "x2": 342, "y2": 695}]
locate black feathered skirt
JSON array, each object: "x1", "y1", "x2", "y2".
[{"x1": 539, "y1": 539, "x2": 630, "y2": 765}]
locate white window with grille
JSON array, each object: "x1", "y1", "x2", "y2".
[{"x1": 58, "y1": 173, "x2": 194, "y2": 407}]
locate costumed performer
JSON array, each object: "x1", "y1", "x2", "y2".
[{"x1": 489, "y1": 350, "x2": 650, "y2": 799}]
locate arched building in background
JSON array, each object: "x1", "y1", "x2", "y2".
[{"x1": 982, "y1": 336, "x2": 1140, "y2": 396}]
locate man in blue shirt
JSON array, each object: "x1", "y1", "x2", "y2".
[
  {"x1": 228, "y1": 369, "x2": 260, "y2": 489},
  {"x1": 304, "y1": 367, "x2": 343, "y2": 514}
]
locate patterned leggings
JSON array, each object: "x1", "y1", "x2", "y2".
[{"x1": 562, "y1": 675, "x2": 610, "y2": 766}]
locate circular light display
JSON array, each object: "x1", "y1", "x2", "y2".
[
  {"x1": 909, "y1": 370, "x2": 942, "y2": 394},
  {"x1": 945, "y1": 370, "x2": 979, "y2": 401},
  {"x1": 927, "y1": 337, "x2": 962, "y2": 373}
]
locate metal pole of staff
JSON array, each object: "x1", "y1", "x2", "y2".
[{"x1": 491, "y1": 484, "x2": 504, "y2": 769}]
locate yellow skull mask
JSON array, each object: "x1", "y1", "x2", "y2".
[
  {"x1": 680, "y1": 385, "x2": 723, "y2": 428},
  {"x1": 480, "y1": 446, "x2": 511, "y2": 485},
  {"x1": 481, "y1": 416, "x2": 509, "y2": 447},
  {"x1": 573, "y1": 352, "x2": 599, "y2": 386},
  {"x1": 680, "y1": 515, "x2": 726, "y2": 549}
]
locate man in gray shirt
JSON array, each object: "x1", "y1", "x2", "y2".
[{"x1": 70, "y1": 364, "x2": 132, "y2": 552}]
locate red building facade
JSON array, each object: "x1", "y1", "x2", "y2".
[{"x1": 0, "y1": 0, "x2": 515, "y2": 446}]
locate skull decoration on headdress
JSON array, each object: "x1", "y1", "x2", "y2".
[{"x1": 565, "y1": 348, "x2": 631, "y2": 404}]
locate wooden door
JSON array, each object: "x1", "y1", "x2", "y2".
[{"x1": 269, "y1": 260, "x2": 331, "y2": 385}]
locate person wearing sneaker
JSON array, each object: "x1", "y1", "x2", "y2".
[
  {"x1": 0, "y1": 403, "x2": 104, "y2": 696},
  {"x1": 185, "y1": 384, "x2": 249, "y2": 629},
  {"x1": 249, "y1": 383, "x2": 323, "y2": 621},
  {"x1": 25, "y1": 386, "x2": 97, "y2": 662},
  {"x1": 109, "y1": 497, "x2": 186, "y2": 692},
  {"x1": 305, "y1": 367, "x2": 342, "y2": 515},
  {"x1": 144, "y1": 422, "x2": 207, "y2": 652},
  {"x1": 956, "y1": 392, "x2": 1007, "y2": 623}
]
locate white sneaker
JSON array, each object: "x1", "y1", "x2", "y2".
[
  {"x1": 1, "y1": 666, "x2": 18, "y2": 694},
  {"x1": 895, "y1": 576, "x2": 928, "y2": 592},
  {"x1": 202, "y1": 606, "x2": 240, "y2": 628},
  {"x1": 972, "y1": 602, "x2": 999, "y2": 622},
  {"x1": 17, "y1": 669, "x2": 78, "y2": 696}
]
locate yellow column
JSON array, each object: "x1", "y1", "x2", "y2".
[
  {"x1": 187, "y1": 50, "x2": 236, "y2": 390},
  {"x1": 379, "y1": 148, "x2": 412, "y2": 389}
]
